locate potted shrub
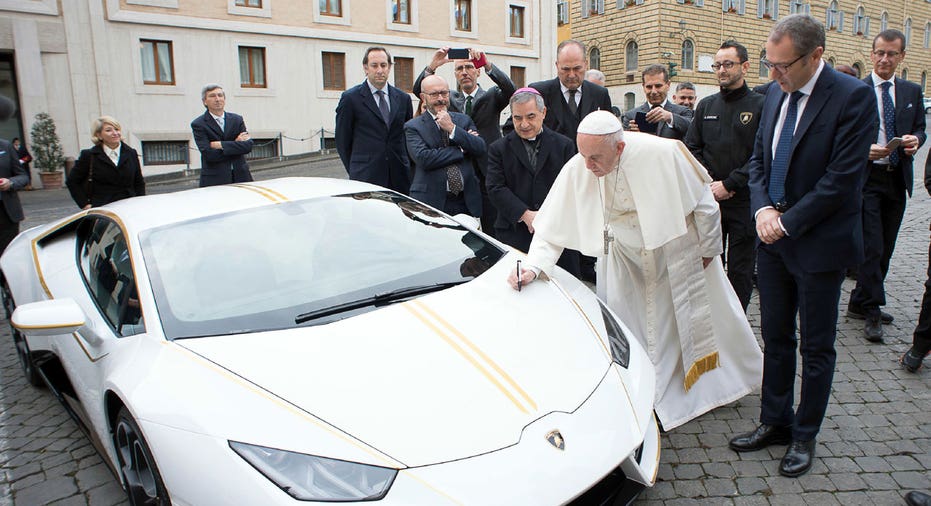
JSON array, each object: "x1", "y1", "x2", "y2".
[{"x1": 30, "y1": 112, "x2": 65, "y2": 189}]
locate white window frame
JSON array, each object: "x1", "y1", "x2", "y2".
[
  {"x1": 386, "y1": 0, "x2": 419, "y2": 32},
  {"x1": 450, "y1": 0, "x2": 478, "y2": 39},
  {"x1": 314, "y1": 0, "x2": 351, "y2": 26},
  {"x1": 228, "y1": 0, "x2": 271, "y2": 18},
  {"x1": 505, "y1": 1, "x2": 530, "y2": 44}
]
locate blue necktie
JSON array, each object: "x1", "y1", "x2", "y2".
[
  {"x1": 881, "y1": 81, "x2": 899, "y2": 167},
  {"x1": 769, "y1": 90, "x2": 804, "y2": 205}
]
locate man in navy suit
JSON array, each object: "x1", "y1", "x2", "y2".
[
  {"x1": 336, "y1": 47, "x2": 414, "y2": 195},
  {"x1": 485, "y1": 88, "x2": 581, "y2": 278},
  {"x1": 729, "y1": 14, "x2": 877, "y2": 477},
  {"x1": 404, "y1": 75, "x2": 485, "y2": 217},
  {"x1": 191, "y1": 84, "x2": 254, "y2": 187},
  {"x1": 621, "y1": 64, "x2": 693, "y2": 140},
  {"x1": 413, "y1": 47, "x2": 516, "y2": 234},
  {"x1": 846, "y1": 29, "x2": 927, "y2": 342}
]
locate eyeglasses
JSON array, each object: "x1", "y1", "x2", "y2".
[
  {"x1": 711, "y1": 60, "x2": 741, "y2": 71},
  {"x1": 424, "y1": 90, "x2": 450, "y2": 98},
  {"x1": 761, "y1": 52, "x2": 808, "y2": 73},
  {"x1": 872, "y1": 50, "x2": 902, "y2": 59}
]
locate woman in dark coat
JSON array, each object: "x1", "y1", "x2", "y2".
[{"x1": 67, "y1": 116, "x2": 145, "y2": 209}]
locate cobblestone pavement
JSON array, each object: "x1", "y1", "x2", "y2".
[{"x1": 1, "y1": 151, "x2": 930, "y2": 505}]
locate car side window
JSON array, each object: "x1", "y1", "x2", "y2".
[{"x1": 77, "y1": 218, "x2": 145, "y2": 336}]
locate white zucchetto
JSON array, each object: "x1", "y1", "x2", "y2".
[{"x1": 577, "y1": 110, "x2": 623, "y2": 135}]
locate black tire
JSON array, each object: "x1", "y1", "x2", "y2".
[
  {"x1": 1, "y1": 280, "x2": 43, "y2": 387},
  {"x1": 113, "y1": 407, "x2": 170, "y2": 506}
]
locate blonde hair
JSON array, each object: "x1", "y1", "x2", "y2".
[{"x1": 91, "y1": 116, "x2": 122, "y2": 146}]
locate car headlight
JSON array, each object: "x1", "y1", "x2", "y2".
[
  {"x1": 230, "y1": 441, "x2": 397, "y2": 501},
  {"x1": 599, "y1": 301, "x2": 630, "y2": 368}
]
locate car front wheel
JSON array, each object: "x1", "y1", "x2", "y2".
[
  {"x1": 1, "y1": 280, "x2": 42, "y2": 387},
  {"x1": 114, "y1": 407, "x2": 170, "y2": 506}
]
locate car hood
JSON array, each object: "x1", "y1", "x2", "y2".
[{"x1": 178, "y1": 260, "x2": 617, "y2": 467}]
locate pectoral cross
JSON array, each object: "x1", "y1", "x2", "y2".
[{"x1": 603, "y1": 226, "x2": 614, "y2": 255}]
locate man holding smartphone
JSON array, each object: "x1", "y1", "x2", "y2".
[
  {"x1": 413, "y1": 47, "x2": 516, "y2": 234},
  {"x1": 846, "y1": 29, "x2": 927, "y2": 343},
  {"x1": 621, "y1": 64, "x2": 693, "y2": 140}
]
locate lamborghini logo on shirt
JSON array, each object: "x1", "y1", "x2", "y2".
[
  {"x1": 546, "y1": 430, "x2": 565, "y2": 450},
  {"x1": 740, "y1": 112, "x2": 754, "y2": 125}
]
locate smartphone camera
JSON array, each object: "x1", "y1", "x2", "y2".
[{"x1": 447, "y1": 48, "x2": 470, "y2": 60}]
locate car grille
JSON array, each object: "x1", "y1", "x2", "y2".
[{"x1": 566, "y1": 465, "x2": 645, "y2": 506}]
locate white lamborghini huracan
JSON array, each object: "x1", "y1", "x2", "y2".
[{"x1": 1, "y1": 178, "x2": 659, "y2": 505}]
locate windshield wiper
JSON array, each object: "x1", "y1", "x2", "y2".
[{"x1": 295, "y1": 281, "x2": 467, "y2": 324}]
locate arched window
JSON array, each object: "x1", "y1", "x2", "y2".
[
  {"x1": 625, "y1": 41, "x2": 639, "y2": 72},
  {"x1": 880, "y1": 11, "x2": 888, "y2": 32},
  {"x1": 826, "y1": 1, "x2": 839, "y2": 30},
  {"x1": 922, "y1": 72, "x2": 927, "y2": 94},
  {"x1": 902, "y1": 68, "x2": 909, "y2": 81},
  {"x1": 624, "y1": 92, "x2": 636, "y2": 111},
  {"x1": 854, "y1": 6, "x2": 865, "y2": 34},
  {"x1": 827, "y1": 57, "x2": 836, "y2": 67},
  {"x1": 759, "y1": 49, "x2": 769, "y2": 78},
  {"x1": 905, "y1": 18, "x2": 913, "y2": 47},
  {"x1": 681, "y1": 40, "x2": 694, "y2": 70},
  {"x1": 590, "y1": 47, "x2": 601, "y2": 70},
  {"x1": 852, "y1": 62, "x2": 862, "y2": 78}
]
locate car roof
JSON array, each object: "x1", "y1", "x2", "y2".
[{"x1": 91, "y1": 177, "x2": 384, "y2": 233}]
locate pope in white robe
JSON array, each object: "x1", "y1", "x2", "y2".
[{"x1": 509, "y1": 111, "x2": 763, "y2": 430}]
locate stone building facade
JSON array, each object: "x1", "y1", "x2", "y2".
[{"x1": 567, "y1": 0, "x2": 931, "y2": 109}]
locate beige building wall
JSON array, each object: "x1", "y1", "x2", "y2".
[
  {"x1": 1, "y1": 0, "x2": 557, "y2": 183},
  {"x1": 569, "y1": 0, "x2": 931, "y2": 109}
]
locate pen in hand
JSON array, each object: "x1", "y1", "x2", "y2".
[{"x1": 517, "y1": 260, "x2": 522, "y2": 292}]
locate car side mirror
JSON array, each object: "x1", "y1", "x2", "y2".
[{"x1": 12, "y1": 298, "x2": 86, "y2": 337}]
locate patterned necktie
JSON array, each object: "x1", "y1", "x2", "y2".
[
  {"x1": 108, "y1": 148, "x2": 119, "y2": 166},
  {"x1": 881, "y1": 81, "x2": 899, "y2": 167},
  {"x1": 215, "y1": 115, "x2": 225, "y2": 131},
  {"x1": 465, "y1": 95, "x2": 473, "y2": 115},
  {"x1": 376, "y1": 90, "x2": 390, "y2": 125},
  {"x1": 440, "y1": 128, "x2": 464, "y2": 194},
  {"x1": 567, "y1": 89, "x2": 578, "y2": 117},
  {"x1": 768, "y1": 90, "x2": 804, "y2": 205}
]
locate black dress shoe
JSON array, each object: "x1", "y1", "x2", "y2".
[
  {"x1": 905, "y1": 491, "x2": 931, "y2": 506},
  {"x1": 864, "y1": 315, "x2": 884, "y2": 343},
  {"x1": 901, "y1": 347, "x2": 929, "y2": 373},
  {"x1": 729, "y1": 424, "x2": 792, "y2": 452},
  {"x1": 779, "y1": 439, "x2": 816, "y2": 477},
  {"x1": 846, "y1": 307, "x2": 893, "y2": 323}
]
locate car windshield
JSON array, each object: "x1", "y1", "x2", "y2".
[{"x1": 139, "y1": 191, "x2": 505, "y2": 339}]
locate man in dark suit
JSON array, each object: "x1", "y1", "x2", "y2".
[
  {"x1": 846, "y1": 29, "x2": 927, "y2": 342},
  {"x1": 0, "y1": 95, "x2": 29, "y2": 255},
  {"x1": 729, "y1": 14, "x2": 877, "y2": 478},
  {"x1": 336, "y1": 47, "x2": 414, "y2": 195},
  {"x1": 622, "y1": 64, "x2": 693, "y2": 140},
  {"x1": 529, "y1": 40, "x2": 612, "y2": 145},
  {"x1": 485, "y1": 88, "x2": 580, "y2": 278},
  {"x1": 405, "y1": 75, "x2": 485, "y2": 217},
  {"x1": 413, "y1": 47, "x2": 515, "y2": 232},
  {"x1": 191, "y1": 84, "x2": 254, "y2": 187},
  {"x1": 685, "y1": 40, "x2": 764, "y2": 311}
]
